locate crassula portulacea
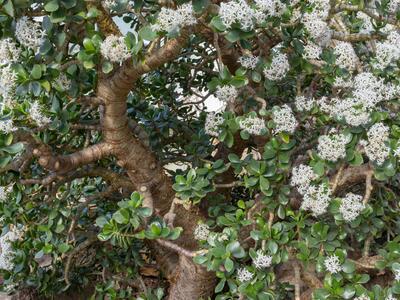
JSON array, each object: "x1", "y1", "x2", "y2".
[{"x1": 0, "y1": 0, "x2": 400, "y2": 299}]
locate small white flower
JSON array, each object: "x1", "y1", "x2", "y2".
[
  {"x1": 100, "y1": 35, "x2": 131, "y2": 64},
  {"x1": 0, "y1": 39, "x2": 21, "y2": 65},
  {"x1": 102, "y1": 0, "x2": 118, "y2": 11},
  {"x1": 271, "y1": 104, "x2": 298, "y2": 134},
  {"x1": 324, "y1": 255, "x2": 342, "y2": 274},
  {"x1": 295, "y1": 95, "x2": 315, "y2": 112},
  {"x1": 205, "y1": 112, "x2": 224, "y2": 137},
  {"x1": 0, "y1": 65, "x2": 17, "y2": 109},
  {"x1": 194, "y1": 223, "x2": 210, "y2": 241},
  {"x1": 395, "y1": 269, "x2": 400, "y2": 281},
  {"x1": 361, "y1": 123, "x2": 390, "y2": 166},
  {"x1": 238, "y1": 55, "x2": 259, "y2": 70},
  {"x1": 0, "y1": 226, "x2": 23, "y2": 271},
  {"x1": 55, "y1": 73, "x2": 72, "y2": 91},
  {"x1": 302, "y1": 13, "x2": 331, "y2": 45},
  {"x1": 333, "y1": 42, "x2": 358, "y2": 71},
  {"x1": 237, "y1": 267, "x2": 253, "y2": 282},
  {"x1": 152, "y1": 3, "x2": 196, "y2": 33},
  {"x1": 0, "y1": 120, "x2": 16, "y2": 134},
  {"x1": 263, "y1": 53, "x2": 290, "y2": 81},
  {"x1": 239, "y1": 116, "x2": 266, "y2": 135},
  {"x1": 317, "y1": 131, "x2": 350, "y2": 162},
  {"x1": 215, "y1": 85, "x2": 237, "y2": 103},
  {"x1": 303, "y1": 43, "x2": 322, "y2": 61},
  {"x1": 339, "y1": 193, "x2": 364, "y2": 222},
  {"x1": 252, "y1": 250, "x2": 272, "y2": 269},
  {"x1": 0, "y1": 185, "x2": 13, "y2": 202},
  {"x1": 301, "y1": 183, "x2": 331, "y2": 216},
  {"x1": 290, "y1": 164, "x2": 318, "y2": 194},
  {"x1": 386, "y1": 295, "x2": 397, "y2": 300},
  {"x1": 29, "y1": 101, "x2": 51, "y2": 127},
  {"x1": 219, "y1": 0, "x2": 257, "y2": 31},
  {"x1": 254, "y1": 0, "x2": 286, "y2": 17},
  {"x1": 15, "y1": 17, "x2": 45, "y2": 51}
]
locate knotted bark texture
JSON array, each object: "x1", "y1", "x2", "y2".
[{"x1": 95, "y1": 31, "x2": 216, "y2": 299}]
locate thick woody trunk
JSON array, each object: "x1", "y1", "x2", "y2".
[{"x1": 97, "y1": 69, "x2": 215, "y2": 298}]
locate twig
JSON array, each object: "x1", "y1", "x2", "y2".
[
  {"x1": 330, "y1": 164, "x2": 345, "y2": 194},
  {"x1": 363, "y1": 170, "x2": 374, "y2": 205},
  {"x1": 294, "y1": 262, "x2": 301, "y2": 300},
  {"x1": 156, "y1": 239, "x2": 207, "y2": 257},
  {"x1": 213, "y1": 32, "x2": 223, "y2": 72}
]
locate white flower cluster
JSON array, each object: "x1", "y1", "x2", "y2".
[
  {"x1": 0, "y1": 39, "x2": 21, "y2": 66},
  {"x1": 254, "y1": 0, "x2": 286, "y2": 17},
  {"x1": 55, "y1": 73, "x2": 72, "y2": 91},
  {"x1": 385, "y1": 295, "x2": 397, "y2": 300},
  {"x1": 208, "y1": 231, "x2": 229, "y2": 244},
  {"x1": 15, "y1": 17, "x2": 45, "y2": 51},
  {"x1": 357, "y1": 12, "x2": 374, "y2": 34},
  {"x1": 0, "y1": 65, "x2": 17, "y2": 109},
  {"x1": 100, "y1": 35, "x2": 131, "y2": 64},
  {"x1": 271, "y1": 104, "x2": 298, "y2": 134},
  {"x1": 252, "y1": 250, "x2": 272, "y2": 269},
  {"x1": 333, "y1": 42, "x2": 358, "y2": 71},
  {"x1": 324, "y1": 255, "x2": 342, "y2": 274},
  {"x1": 263, "y1": 53, "x2": 290, "y2": 81},
  {"x1": 29, "y1": 101, "x2": 51, "y2": 127},
  {"x1": 205, "y1": 112, "x2": 224, "y2": 137},
  {"x1": 360, "y1": 122, "x2": 390, "y2": 165},
  {"x1": 317, "y1": 131, "x2": 350, "y2": 162},
  {"x1": 339, "y1": 193, "x2": 364, "y2": 222},
  {"x1": 239, "y1": 116, "x2": 266, "y2": 135},
  {"x1": 238, "y1": 54, "x2": 259, "y2": 69},
  {"x1": 0, "y1": 226, "x2": 23, "y2": 271},
  {"x1": 0, "y1": 185, "x2": 13, "y2": 202},
  {"x1": 102, "y1": 0, "x2": 118, "y2": 11},
  {"x1": 395, "y1": 269, "x2": 400, "y2": 281},
  {"x1": 237, "y1": 267, "x2": 253, "y2": 282},
  {"x1": 295, "y1": 95, "x2": 315, "y2": 112},
  {"x1": 290, "y1": 164, "x2": 318, "y2": 195},
  {"x1": 0, "y1": 120, "x2": 16, "y2": 134},
  {"x1": 215, "y1": 85, "x2": 237, "y2": 102},
  {"x1": 318, "y1": 72, "x2": 398, "y2": 127},
  {"x1": 301, "y1": 183, "x2": 331, "y2": 216},
  {"x1": 152, "y1": 3, "x2": 197, "y2": 33},
  {"x1": 303, "y1": 43, "x2": 322, "y2": 61},
  {"x1": 387, "y1": 0, "x2": 400, "y2": 13},
  {"x1": 219, "y1": 0, "x2": 258, "y2": 31},
  {"x1": 194, "y1": 223, "x2": 210, "y2": 241},
  {"x1": 373, "y1": 31, "x2": 400, "y2": 70},
  {"x1": 354, "y1": 295, "x2": 370, "y2": 300},
  {"x1": 301, "y1": 13, "x2": 331, "y2": 46}
]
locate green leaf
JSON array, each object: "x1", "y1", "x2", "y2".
[
  {"x1": 210, "y1": 16, "x2": 227, "y2": 32},
  {"x1": 58, "y1": 243, "x2": 70, "y2": 253},
  {"x1": 102, "y1": 61, "x2": 114, "y2": 74},
  {"x1": 342, "y1": 261, "x2": 355, "y2": 274},
  {"x1": 45, "y1": 0, "x2": 59, "y2": 12},
  {"x1": 31, "y1": 64, "x2": 42, "y2": 80},
  {"x1": 113, "y1": 208, "x2": 130, "y2": 224},
  {"x1": 3, "y1": 0, "x2": 14, "y2": 17},
  {"x1": 139, "y1": 26, "x2": 157, "y2": 41},
  {"x1": 224, "y1": 257, "x2": 234, "y2": 272},
  {"x1": 83, "y1": 38, "x2": 95, "y2": 52},
  {"x1": 225, "y1": 30, "x2": 241, "y2": 43},
  {"x1": 215, "y1": 279, "x2": 226, "y2": 293},
  {"x1": 0, "y1": 143, "x2": 24, "y2": 154}
]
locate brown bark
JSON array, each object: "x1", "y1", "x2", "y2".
[{"x1": 95, "y1": 29, "x2": 216, "y2": 299}]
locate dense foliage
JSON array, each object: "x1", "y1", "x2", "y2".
[{"x1": 1, "y1": 0, "x2": 400, "y2": 299}]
